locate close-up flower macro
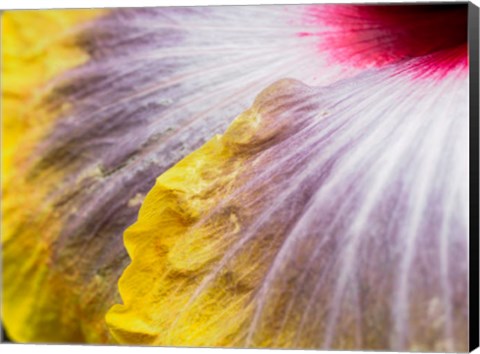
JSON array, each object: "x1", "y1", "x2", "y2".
[{"x1": 1, "y1": 1, "x2": 478, "y2": 352}]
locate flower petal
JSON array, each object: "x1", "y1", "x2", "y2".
[
  {"x1": 2, "y1": 5, "x2": 469, "y2": 348},
  {"x1": 2, "y1": 5, "x2": 351, "y2": 343},
  {"x1": 1, "y1": 9, "x2": 104, "y2": 342},
  {"x1": 107, "y1": 63, "x2": 468, "y2": 351}
]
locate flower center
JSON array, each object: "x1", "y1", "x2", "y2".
[{"x1": 302, "y1": 5, "x2": 468, "y2": 75}]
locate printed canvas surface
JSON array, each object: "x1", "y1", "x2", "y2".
[{"x1": 1, "y1": 3, "x2": 470, "y2": 351}]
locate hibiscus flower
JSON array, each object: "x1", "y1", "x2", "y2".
[{"x1": 1, "y1": 3, "x2": 475, "y2": 352}]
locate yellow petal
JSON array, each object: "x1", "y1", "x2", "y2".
[{"x1": 2, "y1": 9, "x2": 105, "y2": 343}]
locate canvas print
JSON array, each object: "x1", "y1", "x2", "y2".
[{"x1": 1, "y1": 3, "x2": 474, "y2": 352}]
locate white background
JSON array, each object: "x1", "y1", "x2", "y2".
[{"x1": 1, "y1": 0, "x2": 478, "y2": 354}]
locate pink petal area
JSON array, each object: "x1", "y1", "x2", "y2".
[{"x1": 300, "y1": 4, "x2": 468, "y2": 77}]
